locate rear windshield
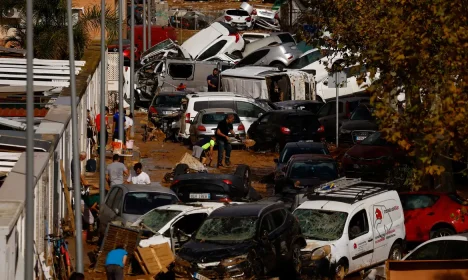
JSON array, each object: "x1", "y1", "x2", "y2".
[
  {"x1": 193, "y1": 100, "x2": 235, "y2": 111},
  {"x1": 280, "y1": 146, "x2": 329, "y2": 163},
  {"x1": 277, "y1": 33, "x2": 295, "y2": 44},
  {"x1": 202, "y1": 113, "x2": 241, "y2": 124},
  {"x1": 289, "y1": 50, "x2": 331, "y2": 69},
  {"x1": 289, "y1": 161, "x2": 338, "y2": 181},
  {"x1": 123, "y1": 192, "x2": 178, "y2": 215},
  {"x1": 285, "y1": 114, "x2": 321, "y2": 129},
  {"x1": 350, "y1": 106, "x2": 373, "y2": 120},
  {"x1": 226, "y1": 10, "x2": 249, "y2": 16},
  {"x1": 152, "y1": 95, "x2": 185, "y2": 107}
]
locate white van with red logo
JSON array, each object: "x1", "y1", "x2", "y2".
[{"x1": 292, "y1": 178, "x2": 405, "y2": 279}]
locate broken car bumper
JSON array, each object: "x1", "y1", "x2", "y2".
[{"x1": 175, "y1": 256, "x2": 255, "y2": 279}]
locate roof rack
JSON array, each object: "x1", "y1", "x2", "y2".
[{"x1": 306, "y1": 177, "x2": 392, "y2": 204}]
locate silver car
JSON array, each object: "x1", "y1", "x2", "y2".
[
  {"x1": 235, "y1": 42, "x2": 303, "y2": 68},
  {"x1": 189, "y1": 108, "x2": 246, "y2": 145},
  {"x1": 99, "y1": 183, "x2": 179, "y2": 235}
]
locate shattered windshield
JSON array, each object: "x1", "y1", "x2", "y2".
[
  {"x1": 294, "y1": 209, "x2": 347, "y2": 241},
  {"x1": 195, "y1": 217, "x2": 258, "y2": 242},
  {"x1": 289, "y1": 162, "x2": 338, "y2": 181},
  {"x1": 139, "y1": 209, "x2": 182, "y2": 232}
]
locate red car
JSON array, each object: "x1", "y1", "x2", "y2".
[{"x1": 399, "y1": 191, "x2": 468, "y2": 242}]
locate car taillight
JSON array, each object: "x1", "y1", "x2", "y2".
[
  {"x1": 317, "y1": 125, "x2": 325, "y2": 133},
  {"x1": 219, "y1": 197, "x2": 232, "y2": 203},
  {"x1": 280, "y1": 127, "x2": 290, "y2": 135},
  {"x1": 197, "y1": 125, "x2": 206, "y2": 131},
  {"x1": 225, "y1": 15, "x2": 232, "y2": 21},
  {"x1": 171, "y1": 180, "x2": 180, "y2": 186},
  {"x1": 252, "y1": 9, "x2": 257, "y2": 15},
  {"x1": 246, "y1": 17, "x2": 252, "y2": 22},
  {"x1": 185, "y1": 113, "x2": 190, "y2": 123},
  {"x1": 222, "y1": 179, "x2": 233, "y2": 185},
  {"x1": 288, "y1": 55, "x2": 293, "y2": 60},
  {"x1": 149, "y1": 106, "x2": 157, "y2": 114},
  {"x1": 123, "y1": 49, "x2": 131, "y2": 58},
  {"x1": 238, "y1": 124, "x2": 245, "y2": 131},
  {"x1": 229, "y1": 33, "x2": 240, "y2": 43},
  {"x1": 274, "y1": 13, "x2": 279, "y2": 20}
]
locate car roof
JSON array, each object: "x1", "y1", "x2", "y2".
[
  {"x1": 269, "y1": 109, "x2": 315, "y2": 115},
  {"x1": 157, "y1": 92, "x2": 188, "y2": 96},
  {"x1": 113, "y1": 183, "x2": 177, "y2": 195},
  {"x1": 288, "y1": 154, "x2": 334, "y2": 162},
  {"x1": 275, "y1": 100, "x2": 323, "y2": 106},
  {"x1": 199, "y1": 108, "x2": 237, "y2": 114},
  {"x1": 156, "y1": 202, "x2": 229, "y2": 212},
  {"x1": 399, "y1": 191, "x2": 453, "y2": 196},
  {"x1": 403, "y1": 233, "x2": 468, "y2": 260},
  {"x1": 296, "y1": 200, "x2": 353, "y2": 213},
  {"x1": 187, "y1": 92, "x2": 253, "y2": 100},
  {"x1": 209, "y1": 202, "x2": 282, "y2": 218},
  {"x1": 284, "y1": 141, "x2": 326, "y2": 148}
]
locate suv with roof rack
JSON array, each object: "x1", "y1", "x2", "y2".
[{"x1": 292, "y1": 177, "x2": 405, "y2": 279}]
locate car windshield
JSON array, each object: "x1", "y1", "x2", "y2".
[
  {"x1": 294, "y1": 209, "x2": 348, "y2": 241},
  {"x1": 141, "y1": 39, "x2": 174, "y2": 58},
  {"x1": 153, "y1": 95, "x2": 185, "y2": 107},
  {"x1": 279, "y1": 146, "x2": 329, "y2": 163},
  {"x1": 226, "y1": 10, "x2": 249, "y2": 16},
  {"x1": 202, "y1": 113, "x2": 241, "y2": 124},
  {"x1": 350, "y1": 107, "x2": 373, "y2": 120},
  {"x1": 123, "y1": 192, "x2": 178, "y2": 215},
  {"x1": 288, "y1": 49, "x2": 330, "y2": 69},
  {"x1": 289, "y1": 161, "x2": 338, "y2": 180},
  {"x1": 139, "y1": 209, "x2": 182, "y2": 232},
  {"x1": 360, "y1": 132, "x2": 388, "y2": 146},
  {"x1": 195, "y1": 216, "x2": 258, "y2": 242}
]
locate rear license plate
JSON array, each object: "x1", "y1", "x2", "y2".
[
  {"x1": 189, "y1": 193, "x2": 211, "y2": 199},
  {"x1": 356, "y1": 136, "x2": 366, "y2": 141},
  {"x1": 194, "y1": 273, "x2": 210, "y2": 280}
]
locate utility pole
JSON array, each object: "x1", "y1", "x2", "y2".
[
  {"x1": 143, "y1": 0, "x2": 146, "y2": 51},
  {"x1": 99, "y1": 0, "x2": 106, "y2": 206},
  {"x1": 148, "y1": 0, "x2": 152, "y2": 49},
  {"x1": 118, "y1": 0, "x2": 124, "y2": 142},
  {"x1": 130, "y1": 0, "x2": 135, "y2": 135}
]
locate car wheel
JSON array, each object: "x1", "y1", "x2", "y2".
[
  {"x1": 388, "y1": 242, "x2": 403, "y2": 260},
  {"x1": 174, "y1": 164, "x2": 189, "y2": 177},
  {"x1": 291, "y1": 243, "x2": 302, "y2": 275},
  {"x1": 431, "y1": 227, "x2": 455, "y2": 238},
  {"x1": 235, "y1": 165, "x2": 251, "y2": 193},
  {"x1": 333, "y1": 260, "x2": 348, "y2": 280},
  {"x1": 270, "y1": 62, "x2": 285, "y2": 69}
]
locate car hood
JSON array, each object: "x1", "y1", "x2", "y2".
[
  {"x1": 302, "y1": 239, "x2": 334, "y2": 252},
  {"x1": 178, "y1": 240, "x2": 256, "y2": 263},
  {"x1": 341, "y1": 120, "x2": 378, "y2": 131},
  {"x1": 346, "y1": 144, "x2": 392, "y2": 159}
]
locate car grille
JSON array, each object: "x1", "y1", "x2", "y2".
[{"x1": 351, "y1": 130, "x2": 376, "y2": 143}]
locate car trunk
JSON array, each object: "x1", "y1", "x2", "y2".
[
  {"x1": 173, "y1": 183, "x2": 230, "y2": 202},
  {"x1": 284, "y1": 114, "x2": 321, "y2": 141}
]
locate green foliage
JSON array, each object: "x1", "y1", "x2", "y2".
[
  {"x1": 1, "y1": 0, "x2": 118, "y2": 59},
  {"x1": 299, "y1": 0, "x2": 468, "y2": 189}
]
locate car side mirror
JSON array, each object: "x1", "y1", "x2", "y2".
[
  {"x1": 274, "y1": 158, "x2": 278, "y2": 163},
  {"x1": 258, "y1": 113, "x2": 263, "y2": 118}
]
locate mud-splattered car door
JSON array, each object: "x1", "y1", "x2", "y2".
[{"x1": 258, "y1": 212, "x2": 277, "y2": 273}]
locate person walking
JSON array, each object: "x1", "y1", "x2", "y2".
[
  {"x1": 105, "y1": 244, "x2": 127, "y2": 280},
  {"x1": 192, "y1": 135, "x2": 216, "y2": 166},
  {"x1": 207, "y1": 68, "x2": 220, "y2": 92},
  {"x1": 106, "y1": 154, "x2": 129, "y2": 186},
  {"x1": 87, "y1": 109, "x2": 96, "y2": 155},
  {"x1": 125, "y1": 113, "x2": 134, "y2": 140},
  {"x1": 112, "y1": 104, "x2": 126, "y2": 143},
  {"x1": 215, "y1": 114, "x2": 237, "y2": 167},
  {"x1": 96, "y1": 106, "x2": 110, "y2": 149},
  {"x1": 127, "y1": 162, "x2": 151, "y2": 184},
  {"x1": 71, "y1": 151, "x2": 97, "y2": 190}
]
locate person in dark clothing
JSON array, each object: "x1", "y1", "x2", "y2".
[
  {"x1": 215, "y1": 114, "x2": 237, "y2": 167},
  {"x1": 192, "y1": 135, "x2": 216, "y2": 166},
  {"x1": 207, "y1": 68, "x2": 220, "y2": 92},
  {"x1": 71, "y1": 151, "x2": 96, "y2": 190},
  {"x1": 112, "y1": 104, "x2": 126, "y2": 143}
]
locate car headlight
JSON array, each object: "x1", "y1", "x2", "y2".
[
  {"x1": 220, "y1": 254, "x2": 248, "y2": 267},
  {"x1": 311, "y1": 245, "x2": 331, "y2": 261},
  {"x1": 340, "y1": 128, "x2": 351, "y2": 134}
]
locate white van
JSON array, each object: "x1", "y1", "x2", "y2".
[
  {"x1": 178, "y1": 92, "x2": 273, "y2": 140},
  {"x1": 293, "y1": 178, "x2": 405, "y2": 278}
]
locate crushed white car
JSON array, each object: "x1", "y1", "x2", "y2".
[
  {"x1": 223, "y1": 9, "x2": 253, "y2": 30},
  {"x1": 241, "y1": 32, "x2": 270, "y2": 44}
]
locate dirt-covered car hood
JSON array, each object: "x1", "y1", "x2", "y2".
[{"x1": 178, "y1": 240, "x2": 256, "y2": 263}]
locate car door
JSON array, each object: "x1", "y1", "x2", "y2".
[
  {"x1": 404, "y1": 240, "x2": 447, "y2": 260},
  {"x1": 442, "y1": 240, "x2": 468, "y2": 259},
  {"x1": 248, "y1": 113, "x2": 271, "y2": 144},
  {"x1": 269, "y1": 209, "x2": 290, "y2": 259},
  {"x1": 99, "y1": 188, "x2": 119, "y2": 233},
  {"x1": 347, "y1": 208, "x2": 374, "y2": 272},
  {"x1": 399, "y1": 194, "x2": 439, "y2": 241},
  {"x1": 235, "y1": 101, "x2": 266, "y2": 132},
  {"x1": 111, "y1": 188, "x2": 124, "y2": 222},
  {"x1": 258, "y1": 212, "x2": 277, "y2": 272},
  {"x1": 189, "y1": 112, "x2": 201, "y2": 139},
  {"x1": 168, "y1": 212, "x2": 209, "y2": 249}
]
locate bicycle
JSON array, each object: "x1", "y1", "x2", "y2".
[{"x1": 44, "y1": 234, "x2": 73, "y2": 280}]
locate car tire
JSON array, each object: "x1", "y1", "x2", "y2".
[
  {"x1": 174, "y1": 164, "x2": 189, "y2": 177},
  {"x1": 431, "y1": 227, "x2": 455, "y2": 239},
  {"x1": 246, "y1": 187, "x2": 262, "y2": 201},
  {"x1": 235, "y1": 164, "x2": 251, "y2": 193},
  {"x1": 333, "y1": 259, "x2": 348, "y2": 280},
  {"x1": 388, "y1": 242, "x2": 403, "y2": 260}
]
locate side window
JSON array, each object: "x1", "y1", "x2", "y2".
[
  {"x1": 193, "y1": 101, "x2": 209, "y2": 111},
  {"x1": 236, "y1": 101, "x2": 265, "y2": 118},
  {"x1": 168, "y1": 63, "x2": 194, "y2": 79},
  {"x1": 111, "y1": 188, "x2": 123, "y2": 211},
  {"x1": 236, "y1": 49, "x2": 270, "y2": 67},
  {"x1": 317, "y1": 103, "x2": 331, "y2": 117},
  {"x1": 106, "y1": 188, "x2": 118, "y2": 207},
  {"x1": 400, "y1": 195, "x2": 439, "y2": 210},
  {"x1": 197, "y1": 40, "x2": 228, "y2": 61},
  {"x1": 173, "y1": 213, "x2": 208, "y2": 234},
  {"x1": 271, "y1": 209, "x2": 287, "y2": 229},
  {"x1": 193, "y1": 112, "x2": 200, "y2": 123},
  {"x1": 443, "y1": 240, "x2": 468, "y2": 259},
  {"x1": 209, "y1": 100, "x2": 235, "y2": 110},
  {"x1": 260, "y1": 213, "x2": 275, "y2": 234},
  {"x1": 348, "y1": 209, "x2": 369, "y2": 240},
  {"x1": 406, "y1": 241, "x2": 446, "y2": 260},
  {"x1": 259, "y1": 113, "x2": 271, "y2": 124}
]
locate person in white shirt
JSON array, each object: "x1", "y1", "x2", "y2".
[
  {"x1": 125, "y1": 113, "x2": 134, "y2": 140},
  {"x1": 127, "y1": 162, "x2": 151, "y2": 184}
]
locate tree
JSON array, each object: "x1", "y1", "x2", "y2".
[
  {"x1": 297, "y1": 0, "x2": 468, "y2": 190},
  {"x1": 1, "y1": 0, "x2": 119, "y2": 59}
]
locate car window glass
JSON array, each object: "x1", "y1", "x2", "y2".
[
  {"x1": 443, "y1": 240, "x2": 468, "y2": 259},
  {"x1": 209, "y1": 100, "x2": 235, "y2": 110},
  {"x1": 277, "y1": 33, "x2": 295, "y2": 43},
  {"x1": 260, "y1": 213, "x2": 275, "y2": 234},
  {"x1": 329, "y1": 102, "x2": 344, "y2": 115},
  {"x1": 236, "y1": 49, "x2": 270, "y2": 67},
  {"x1": 348, "y1": 209, "x2": 369, "y2": 240},
  {"x1": 317, "y1": 103, "x2": 331, "y2": 117},
  {"x1": 197, "y1": 40, "x2": 228, "y2": 61},
  {"x1": 271, "y1": 209, "x2": 286, "y2": 229},
  {"x1": 106, "y1": 188, "x2": 118, "y2": 207},
  {"x1": 226, "y1": 10, "x2": 249, "y2": 16},
  {"x1": 259, "y1": 113, "x2": 270, "y2": 123},
  {"x1": 168, "y1": 63, "x2": 193, "y2": 79},
  {"x1": 236, "y1": 101, "x2": 265, "y2": 118},
  {"x1": 193, "y1": 101, "x2": 209, "y2": 111},
  {"x1": 193, "y1": 112, "x2": 200, "y2": 123},
  {"x1": 173, "y1": 213, "x2": 208, "y2": 234},
  {"x1": 350, "y1": 106, "x2": 373, "y2": 120},
  {"x1": 111, "y1": 189, "x2": 123, "y2": 211},
  {"x1": 202, "y1": 113, "x2": 241, "y2": 124},
  {"x1": 406, "y1": 241, "x2": 446, "y2": 260},
  {"x1": 124, "y1": 192, "x2": 178, "y2": 216},
  {"x1": 400, "y1": 194, "x2": 439, "y2": 210}
]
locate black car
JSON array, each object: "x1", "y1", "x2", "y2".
[
  {"x1": 248, "y1": 110, "x2": 325, "y2": 153},
  {"x1": 274, "y1": 141, "x2": 330, "y2": 176},
  {"x1": 274, "y1": 99, "x2": 325, "y2": 114},
  {"x1": 174, "y1": 202, "x2": 306, "y2": 279},
  {"x1": 338, "y1": 103, "x2": 378, "y2": 144},
  {"x1": 148, "y1": 92, "x2": 187, "y2": 120},
  {"x1": 170, "y1": 164, "x2": 261, "y2": 202}
]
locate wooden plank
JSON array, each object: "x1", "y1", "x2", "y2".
[
  {"x1": 59, "y1": 160, "x2": 75, "y2": 235},
  {"x1": 135, "y1": 250, "x2": 149, "y2": 275}
]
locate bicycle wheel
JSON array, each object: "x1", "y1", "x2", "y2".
[{"x1": 58, "y1": 255, "x2": 68, "y2": 280}]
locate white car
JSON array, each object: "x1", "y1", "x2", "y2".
[
  {"x1": 132, "y1": 202, "x2": 238, "y2": 249},
  {"x1": 241, "y1": 32, "x2": 270, "y2": 44},
  {"x1": 203, "y1": 53, "x2": 241, "y2": 64},
  {"x1": 253, "y1": 8, "x2": 280, "y2": 31},
  {"x1": 223, "y1": 9, "x2": 253, "y2": 30},
  {"x1": 293, "y1": 177, "x2": 406, "y2": 279},
  {"x1": 364, "y1": 233, "x2": 468, "y2": 280},
  {"x1": 181, "y1": 22, "x2": 245, "y2": 61}
]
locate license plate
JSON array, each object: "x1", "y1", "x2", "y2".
[
  {"x1": 356, "y1": 136, "x2": 366, "y2": 141},
  {"x1": 194, "y1": 273, "x2": 210, "y2": 280},
  {"x1": 189, "y1": 193, "x2": 211, "y2": 199}
]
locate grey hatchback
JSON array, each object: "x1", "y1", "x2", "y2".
[
  {"x1": 235, "y1": 42, "x2": 303, "y2": 68},
  {"x1": 99, "y1": 183, "x2": 179, "y2": 235},
  {"x1": 188, "y1": 108, "x2": 246, "y2": 145}
]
